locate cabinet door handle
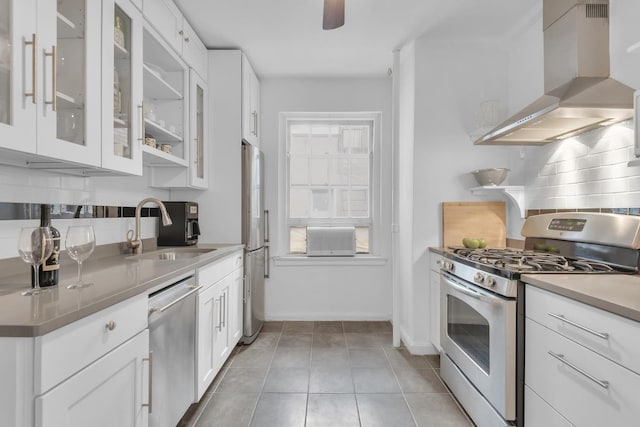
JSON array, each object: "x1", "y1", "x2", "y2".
[
  {"x1": 216, "y1": 297, "x2": 222, "y2": 331},
  {"x1": 105, "y1": 320, "x2": 116, "y2": 331},
  {"x1": 142, "y1": 351, "x2": 153, "y2": 413},
  {"x1": 264, "y1": 210, "x2": 270, "y2": 243},
  {"x1": 547, "y1": 312, "x2": 609, "y2": 340},
  {"x1": 44, "y1": 45, "x2": 57, "y2": 111},
  {"x1": 264, "y1": 245, "x2": 270, "y2": 278},
  {"x1": 138, "y1": 104, "x2": 145, "y2": 147},
  {"x1": 221, "y1": 293, "x2": 226, "y2": 327},
  {"x1": 252, "y1": 111, "x2": 258, "y2": 136},
  {"x1": 184, "y1": 36, "x2": 190, "y2": 43},
  {"x1": 24, "y1": 33, "x2": 37, "y2": 103},
  {"x1": 548, "y1": 351, "x2": 609, "y2": 389}
]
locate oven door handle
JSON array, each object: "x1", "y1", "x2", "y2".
[{"x1": 443, "y1": 275, "x2": 502, "y2": 305}]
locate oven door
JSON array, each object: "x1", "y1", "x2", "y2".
[{"x1": 440, "y1": 271, "x2": 516, "y2": 420}]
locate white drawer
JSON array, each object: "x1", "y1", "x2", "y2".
[
  {"x1": 429, "y1": 251, "x2": 442, "y2": 272},
  {"x1": 525, "y1": 318, "x2": 640, "y2": 427},
  {"x1": 199, "y1": 251, "x2": 243, "y2": 288},
  {"x1": 526, "y1": 285, "x2": 640, "y2": 374},
  {"x1": 525, "y1": 386, "x2": 572, "y2": 427},
  {"x1": 35, "y1": 295, "x2": 148, "y2": 393}
]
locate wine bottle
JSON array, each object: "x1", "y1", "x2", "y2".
[{"x1": 31, "y1": 204, "x2": 60, "y2": 288}]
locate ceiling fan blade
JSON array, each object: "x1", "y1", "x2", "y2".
[{"x1": 323, "y1": 0, "x2": 345, "y2": 30}]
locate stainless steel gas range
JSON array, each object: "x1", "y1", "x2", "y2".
[{"x1": 439, "y1": 212, "x2": 640, "y2": 427}]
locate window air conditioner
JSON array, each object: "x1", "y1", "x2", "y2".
[{"x1": 306, "y1": 226, "x2": 356, "y2": 256}]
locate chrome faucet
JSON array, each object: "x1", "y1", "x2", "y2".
[{"x1": 127, "y1": 198, "x2": 173, "y2": 254}]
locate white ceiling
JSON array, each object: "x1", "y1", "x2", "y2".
[{"x1": 175, "y1": 0, "x2": 540, "y2": 77}]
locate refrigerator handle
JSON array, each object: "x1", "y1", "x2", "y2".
[
  {"x1": 264, "y1": 210, "x2": 270, "y2": 243},
  {"x1": 264, "y1": 246, "x2": 270, "y2": 278}
]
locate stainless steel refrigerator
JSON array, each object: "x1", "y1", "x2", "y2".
[{"x1": 242, "y1": 142, "x2": 268, "y2": 344}]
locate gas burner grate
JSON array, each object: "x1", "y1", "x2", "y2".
[{"x1": 451, "y1": 248, "x2": 624, "y2": 273}]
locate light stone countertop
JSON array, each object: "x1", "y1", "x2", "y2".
[
  {"x1": 522, "y1": 273, "x2": 640, "y2": 323},
  {"x1": 0, "y1": 243, "x2": 244, "y2": 337}
]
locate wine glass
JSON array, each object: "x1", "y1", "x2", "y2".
[
  {"x1": 65, "y1": 225, "x2": 95, "y2": 289},
  {"x1": 18, "y1": 227, "x2": 54, "y2": 296}
]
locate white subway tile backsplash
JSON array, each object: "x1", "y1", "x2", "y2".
[
  {"x1": 587, "y1": 194, "x2": 616, "y2": 207},
  {"x1": 599, "y1": 178, "x2": 629, "y2": 193},
  {"x1": 589, "y1": 165, "x2": 630, "y2": 181},
  {"x1": 557, "y1": 159, "x2": 577, "y2": 173},
  {"x1": 629, "y1": 176, "x2": 640, "y2": 192},
  {"x1": 539, "y1": 163, "x2": 556, "y2": 176},
  {"x1": 576, "y1": 155, "x2": 600, "y2": 170},
  {"x1": 600, "y1": 148, "x2": 631, "y2": 166}
]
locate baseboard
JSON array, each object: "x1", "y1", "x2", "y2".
[
  {"x1": 264, "y1": 312, "x2": 392, "y2": 321},
  {"x1": 400, "y1": 326, "x2": 438, "y2": 355}
]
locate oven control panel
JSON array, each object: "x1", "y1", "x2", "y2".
[{"x1": 548, "y1": 218, "x2": 587, "y2": 232}]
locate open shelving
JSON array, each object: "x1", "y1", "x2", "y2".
[
  {"x1": 470, "y1": 185, "x2": 526, "y2": 218},
  {"x1": 57, "y1": 12, "x2": 83, "y2": 39},
  {"x1": 143, "y1": 65, "x2": 182, "y2": 100},
  {"x1": 144, "y1": 118, "x2": 183, "y2": 143}
]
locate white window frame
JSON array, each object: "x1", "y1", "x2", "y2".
[{"x1": 277, "y1": 111, "x2": 383, "y2": 260}]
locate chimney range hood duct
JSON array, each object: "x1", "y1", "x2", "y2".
[{"x1": 475, "y1": 0, "x2": 634, "y2": 146}]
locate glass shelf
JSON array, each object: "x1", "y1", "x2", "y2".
[
  {"x1": 57, "y1": 12, "x2": 83, "y2": 39},
  {"x1": 143, "y1": 64, "x2": 182, "y2": 100},
  {"x1": 470, "y1": 185, "x2": 525, "y2": 218},
  {"x1": 142, "y1": 145, "x2": 188, "y2": 167},
  {"x1": 144, "y1": 118, "x2": 183, "y2": 143},
  {"x1": 114, "y1": 42, "x2": 129, "y2": 59}
]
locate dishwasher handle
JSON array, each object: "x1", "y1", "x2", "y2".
[{"x1": 149, "y1": 285, "x2": 202, "y2": 316}]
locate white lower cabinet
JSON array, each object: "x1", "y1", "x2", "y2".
[
  {"x1": 36, "y1": 329, "x2": 149, "y2": 427},
  {"x1": 195, "y1": 251, "x2": 243, "y2": 401},
  {"x1": 429, "y1": 251, "x2": 442, "y2": 352},
  {"x1": 229, "y1": 266, "x2": 244, "y2": 345},
  {"x1": 525, "y1": 286, "x2": 640, "y2": 427}
]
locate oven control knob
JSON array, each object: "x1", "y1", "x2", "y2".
[
  {"x1": 485, "y1": 276, "x2": 496, "y2": 287},
  {"x1": 474, "y1": 272, "x2": 485, "y2": 284},
  {"x1": 442, "y1": 261, "x2": 454, "y2": 272}
]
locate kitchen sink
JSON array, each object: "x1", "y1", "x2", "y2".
[{"x1": 128, "y1": 248, "x2": 215, "y2": 261}]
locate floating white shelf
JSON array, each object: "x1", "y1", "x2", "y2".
[
  {"x1": 142, "y1": 145, "x2": 188, "y2": 167},
  {"x1": 144, "y1": 118, "x2": 183, "y2": 143},
  {"x1": 143, "y1": 64, "x2": 182, "y2": 100},
  {"x1": 471, "y1": 185, "x2": 526, "y2": 218},
  {"x1": 57, "y1": 12, "x2": 82, "y2": 39}
]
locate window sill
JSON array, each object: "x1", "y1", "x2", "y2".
[{"x1": 273, "y1": 255, "x2": 388, "y2": 267}]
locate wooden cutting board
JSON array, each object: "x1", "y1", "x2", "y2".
[{"x1": 442, "y1": 201, "x2": 506, "y2": 248}]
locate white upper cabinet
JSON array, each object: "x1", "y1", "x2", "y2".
[
  {"x1": 0, "y1": 0, "x2": 102, "y2": 167},
  {"x1": 0, "y1": 0, "x2": 37, "y2": 154},
  {"x1": 141, "y1": 23, "x2": 189, "y2": 169},
  {"x1": 142, "y1": 0, "x2": 207, "y2": 79},
  {"x1": 101, "y1": 0, "x2": 144, "y2": 175},
  {"x1": 241, "y1": 54, "x2": 260, "y2": 147},
  {"x1": 189, "y1": 69, "x2": 208, "y2": 188}
]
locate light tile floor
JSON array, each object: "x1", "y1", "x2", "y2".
[{"x1": 179, "y1": 321, "x2": 474, "y2": 427}]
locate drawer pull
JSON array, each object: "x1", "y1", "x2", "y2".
[
  {"x1": 548, "y1": 351, "x2": 610, "y2": 389},
  {"x1": 105, "y1": 320, "x2": 116, "y2": 331},
  {"x1": 547, "y1": 312, "x2": 609, "y2": 340}
]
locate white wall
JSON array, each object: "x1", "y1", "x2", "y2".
[
  {"x1": 396, "y1": 36, "x2": 524, "y2": 353},
  {"x1": 260, "y1": 76, "x2": 393, "y2": 320},
  {"x1": 0, "y1": 165, "x2": 169, "y2": 259}
]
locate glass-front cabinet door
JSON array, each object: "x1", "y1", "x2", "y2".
[
  {"x1": 101, "y1": 0, "x2": 143, "y2": 175},
  {"x1": 189, "y1": 69, "x2": 207, "y2": 189},
  {"x1": 35, "y1": 0, "x2": 101, "y2": 166},
  {"x1": 0, "y1": 0, "x2": 37, "y2": 153}
]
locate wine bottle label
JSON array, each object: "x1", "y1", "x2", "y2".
[{"x1": 42, "y1": 237, "x2": 60, "y2": 272}]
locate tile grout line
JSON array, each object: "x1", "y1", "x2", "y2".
[
  {"x1": 247, "y1": 325, "x2": 284, "y2": 426},
  {"x1": 345, "y1": 325, "x2": 365, "y2": 427},
  {"x1": 382, "y1": 345, "x2": 420, "y2": 427}
]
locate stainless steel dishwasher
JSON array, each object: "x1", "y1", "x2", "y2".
[{"x1": 148, "y1": 276, "x2": 200, "y2": 427}]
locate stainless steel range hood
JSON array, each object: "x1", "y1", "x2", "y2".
[{"x1": 475, "y1": 0, "x2": 634, "y2": 146}]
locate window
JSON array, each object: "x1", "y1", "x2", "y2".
[{"x1": 281, "y1": 112, "x2": 380, "y2": 255}]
